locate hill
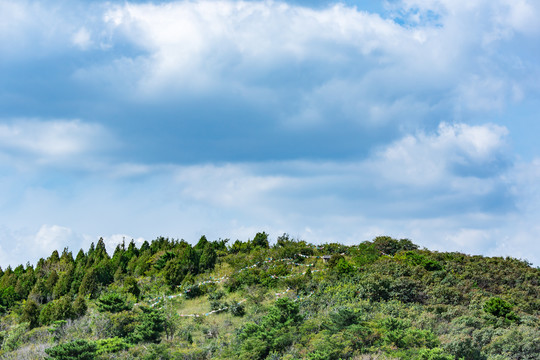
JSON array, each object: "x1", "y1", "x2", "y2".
[{"x1": 0, "y1": 234, "x2": 538, "y2": 359}]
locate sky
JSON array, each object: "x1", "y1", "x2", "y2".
[{"x1": 1, "y1": 0, "x2": 540, "y2": 268}]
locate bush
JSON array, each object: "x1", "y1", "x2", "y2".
[
  {"x1": 39, "y1": 296, "x2": 75, "y2": 325},
  {"x1": 96, "y1": 337, "x2": 130, "y2": 355},
  {"x1": 207, "y1": 289, "x2": 225, "y2": 301},
  {"x1": 238, "y1": 298, "x2": 302, "y2": 358},
  {"x1": 44, "y1": 339, "x2": 97, "y2": 360},
  {"x1": 417, "y1": 347, "x2": 454, "y2": 360},
  {"x1": 483, "y1": 297, "x2": 519, "y2": 322},
  {"x1": 2, "y1": 322, "x2": 29, "y2": 352},
  {"x1": 229, "y1": 301, "x2": 246, "y2": 317}
]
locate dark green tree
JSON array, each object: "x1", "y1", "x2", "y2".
[
  {"x1": 53, "y1": 264, "x2": 75, "y2": 299},
  {"x1": 124, "y1": 276, "x2": 141, "y2": 299},
  {"x1": 97, "y1": 292, "x2": 132, "y2": 313},
  {"x1": 199, "y1": 245, "x2": 217, "y2": 272},
  {"x1": 78, "y1": 268, "x2": 99, "y2": 298},
  {"x1": 130, "y1": 306, "x2": 166, "y2": 344},
  {"x1": 372, "y1": 236, "x2": 418, "y2": 256},
  {"x1": 72, "y1": 295, "x2": 87, "y2": 318},
  {"x1": 252, "y1": 232, "x2": 270, "y2": 248},
  {"x1": 163, "y1": 246, "x2": 198, "y2": 287},
  {"x1": 21, "y1": 299, "x2": 40, "y2": 329},
  {"x1": 238, "y1": 298, "x2": 303, "y2": 358},
  {"x1": 483, "y1": 297, "x2": 513, "y2": 317},
  {"x1": 194, "y1": 235, "x2": 209, "y2": 252}
]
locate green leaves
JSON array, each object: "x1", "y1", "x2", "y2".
[
  {"x1": 45, "y1": 339, "x2": 97, "y2": 360},
  {"x1": 97, "y1": 292, "x2": 132, "y2": 313},
  {"x1": 95, "y1": 337, "x2": 130, "y2": 355},
  {"x1": 238, "y1": 298, "x2": 303, "y2": 358},
  {"x1": 129, "y1": 306, "x2": 166, "y2": 344},
  {"x1": 483, "y1": 297, "x2": 513, "y2": 318},
  {"x1": 483, "y1": 297, "x2": 520, "y2": 323}
]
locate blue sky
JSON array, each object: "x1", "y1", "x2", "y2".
[{"x1": 1, "y1": 0, "x2": 540, "y2": 267}]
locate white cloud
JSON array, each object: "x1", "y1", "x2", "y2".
[
  {"x1": 78, "y1": 0, "x2": 538, "y2": 132},
  {"x1": 99, "y1": 1, "x2": 409, "y2": 97},
  {"x1": 0, "y1": 224, "x2": 148, "y2": 268},
  {"x1": 34, "y1": 224, "x2": 79, "y2": 254},
  {"x1": 367, "y1": 122, "x2": 509, "y2": 187},
  {"x1": 3, "y1": 0, "x2": 538, "y2": 135},
  {"x1": 102, "y1": 234, "x2": 146, "y2": 253},
  {"x1": 0, "y1": 119, "x2": 113, "y2": 167},
  {"x1": 0, "y1": 0, "x2": 76, "y2": 58},
  {"x1": 72, "y1": 27, "x2": 92, "y2": 50},
  {"x1": 0, "y1": 224, "x2": 92, "y2": 268},
  {"x1": 174, "y1": 163, "x2": 287, "y2": 208}
]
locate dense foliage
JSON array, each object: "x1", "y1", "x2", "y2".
[{"x1": 0, "y1": 234, "x2": 538, "y2": 359}]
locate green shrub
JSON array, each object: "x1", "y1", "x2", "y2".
[
  {"x1": 238, "y1": 298, "x2": 303, "y2": 358},
  {"x1": 2, "y1": 322, "x2": 29, "y2": 352},
  {"x1": 483, "y1": 297, "x2": 520, "y2": 322},
  {"x1": 39, "y1": 296, "x2": 75, "y2": 325},
  {"x1": 229, "y1": 301, "x2": 246, "y2": 317},
  {"x1": 44, "y1": 339, "x2": 97, "y2": 360},
  {"x1": 483, "y1": 297, "x2": 513, "y2": 318},
  {"x1": 96, "y1": 337, "x2": 130, "y2": 355},
  {"x1": 207, "y1": 290, "x2": 225, "y2": 301},
  {"x1": 417, "y1": 347, "x2": 454, "y2": 360}
]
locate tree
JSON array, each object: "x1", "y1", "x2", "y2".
[
  {"x1": 163, "y1": 246, "x2": 198, "y2": 287},
  {"x1": 130, "y1": 306, "x2": 166, "y2": 344},
  {"x1": 97, "y1": 292, "x2": 132, "y2": 313},
  {"x1": 199, "y1": 245, "x2": 217, "y2": 272},
  {"x1": 53, "y1": 264, "x2": 74, "y2": 299},
  {"x1": 72, "y1": 295, "x2": 87, "y2": 318},
  {"x1": 484, "y1": 297, "x2": 513, "y2": 317},
  {"x1": 372, "y1": 236, "x2": 418, "y2": 256},
  {"x1": 45, "y1": 270, "x2": 59, "y2": 300},
  {"x1": 417, "y1": 348, "x2": 454, "y2": 360},
  {"x1": 194, "y1": 235, "x2": 209, "y2": 252},
  {"x1": 0, "y1": 286, "x2": 20, "y2": 309},
  {"x1": 252, "y1": 232, "x2": 270, "y2": 249},
  {"x1": 39, "y1": 296, "x2": 74, "y2": 325},
  {"x1": 238, "y1": 298, "x2": 303, "y2": 358},
  {"x1": 21, "y1": 299, "x2": 40, "y2": 329},
  {"x1": 124, "y1": 276, "x2": 141, "y2": 299},
  {"x1": 79, "y1": 268, "x2": 99, "y2": 298}
]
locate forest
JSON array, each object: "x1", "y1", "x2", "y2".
[{"x1": 0, "y1": 233, "x2": 538, "y2": 359}]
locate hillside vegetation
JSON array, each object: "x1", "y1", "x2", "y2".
[{"x1": 0, "y1": 234, "x2": 538, "y2": 359}]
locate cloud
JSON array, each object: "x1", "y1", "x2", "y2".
[
  {"x1": 72, "y1": 27, "x2": 92, "y2": 50},
  {"x1": 0, "y1": 224, "x2": 147, "y2": 268},
  {"x1": 370, "y1": 122, "x2": 510, "y2": 184},
  {"x1": 101, "y1": 234, "x2": 146, "y2": 254},
  {"x1": 0, "y1": 224, "x2": 91, "y2": 268},
  {"x1": 2, "y1": 0, "x2": 539, "y2": 164},
  {"x1": 0, "y1": 119, "x2": 113, "y2": 168}
]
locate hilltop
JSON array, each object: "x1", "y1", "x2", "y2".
[{"x1": 0, "y1": 234, "x2": 538, "y2": 359}]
